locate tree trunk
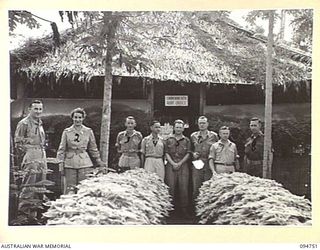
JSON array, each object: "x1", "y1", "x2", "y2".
[
  {"x1": 263, "y1": 10, "x2": 274, "y2": 179},
  {"x1": 99, "y1": 13, "x2": 118, "y2": 164},
  {"x1": 279, "y1": 10, "x2": 286, "y2": 41}
]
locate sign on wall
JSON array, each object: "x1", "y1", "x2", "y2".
[{"x1": 165, "y1": 95, "x2": 188, "y2": 106}]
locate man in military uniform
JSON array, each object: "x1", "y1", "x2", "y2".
[
  {"x1": 14, "y1": 100, "x2": 47, "y2": 199},
  {"x1": 244, "y1": 117, "x2": 265, "y2": 177},
  {"x1": 141, "y1": 121, "x2": 165, "y2": 180},
  {"x1": 164, "y1": 119, "x2": 191, "y2": 217},
  {"x1": 190, "y1": 116, "x2": 218, "y2": 200},
  {"x1": 115, "y1": 116, "x2": 143, "y2": 173},
  {"x1": 209, "y1": 126, "x2": 240, "y2": 174}
]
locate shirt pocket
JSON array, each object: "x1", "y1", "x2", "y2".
[
  {"x1": 132, "y1": 136, "x2": 141, "y2": 145},
  {"x1": 66, "y1": 152, "x2": 75, "y2": 159},
  {"x1": 119, "y1": 137, "x2": 128, "y2": 144},
  {"x1": 78, "y1": 152, "x2": 90, "y2": 159},
  {"x1": 145, "y1": 141, "x2": 153, "y2": 154},
  {"x1": 216, "y1": 146, "x2": 224, "y2": 153}
]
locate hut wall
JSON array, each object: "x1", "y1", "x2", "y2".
[{"x1": 204, "y1": 103, "x2": 311, "y2": 121}]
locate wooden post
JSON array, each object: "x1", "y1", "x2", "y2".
[
  {"x1": 199, "y1": 84, "x2": 206, "y2": 115},
  {"x1": 263, "y1": 11, "x2": 274, "y2": 179}
]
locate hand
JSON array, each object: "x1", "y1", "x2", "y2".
[
  {"x1": 193, "y1": 152, "x2": 200, "y2": 159},
  {"x1": 173, "y1": 162, "x2": 181, "y2": 171},
  {"x1": 96, "y1": 160, "x2": 106, "y2": 168},
  {"x1": 95, "y1": 167, "x2": 108, "y2": 175},
  {"x1": 235, "y1": 161, "x2": 240, "y2": 171},
  {"x1": 211, "y1": 170, "x2": 218, "y2": 177}
]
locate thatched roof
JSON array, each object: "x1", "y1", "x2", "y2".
[{"x1": 10, "y1": 12, "x2": 311, "y2": 85}]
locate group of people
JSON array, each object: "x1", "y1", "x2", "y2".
[
  {"x1": 14, "y1": 100, "x2": 267, "y2": 218},
  {"x1": 115, "y1": 115, "x2": 266, "y2": 217}
]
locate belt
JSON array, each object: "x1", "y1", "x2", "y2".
[
  {"x1": 25, "y1": 145, "x2": 44, "y2": 150},
  {"x1": 68, "y1": 148, "x2": 86, "y2": 154},
  {"x1": 214, "y1": 162, "x2": 234, "y2": 166},
  {"x1": 247, "y1": 159, "x2": 263, "y2": 164},
  {"x1": 145, "y1": 156, "x2": 163, "y2": 159},
  {"x1": 122, "y1": 152, "x2": 139, "y2": 157}
]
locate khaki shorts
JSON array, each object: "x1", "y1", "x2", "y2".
[
  {"x1": 215, "y1": 164, "x2": 235, "y2": 174},
  {"x1": 118, "y1": 154, "x2": 140, "y2": 169}
]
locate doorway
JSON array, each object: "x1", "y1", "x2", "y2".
[{"x1": 153, "y1": 81, "x2": 200, "y2": 137}]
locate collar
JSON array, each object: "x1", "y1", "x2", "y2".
[
  {"x1": 125, "y1": 129, "x2": 138, "y2": 137},
  {"x1": 70, "y1": 124, "x2": 84, "y2": 133},
  {"x1": 196, "y1": 130, "x2": 215, "y2": 139},
  {"x1": 148, "y1": 134, "x2": 162, "y2": 140},
  {"x1": 27, "y1": 115, "x2": 42, "y2": 126},
  {"x1": 218, "y1": 139, "x2": 232, "y2": 146},
  {"x1": 251, "y1": 131, "x2": 264, "y2": 139},
  {"x1": 168, "y1": 134, "x2": 186, "y2": 141}
]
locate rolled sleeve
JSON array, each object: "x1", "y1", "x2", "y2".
[{"x1": 140, "y1": 138, "x2": 146, "y2": 155}]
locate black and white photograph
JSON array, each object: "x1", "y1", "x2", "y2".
[{"x1": 7, "y1": 9, "x2": 313, "y2": 229}]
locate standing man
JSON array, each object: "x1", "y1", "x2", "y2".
[
  {"x1": 164, "y1": 119, "x2": 191, "y2": 217},
  {"x1": 190, "y1": 116, "x2": 218, "y2": 200},
  {"x1": 14, "y1": 100, "x2": 47, "y2": 199},
  {"x1": 141, "y1": 121, "x2": 165, "y2": 180},
  {"x1": 244, "y1": 117, "x2": 265, "y2": 178},
  {"x1": 209, "y1": 126, "x2": 240, "y2": 174},
  {"x1": 115, "y1": 116, "x2": 143, "y2": 173}
]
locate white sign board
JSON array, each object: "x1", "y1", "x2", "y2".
[{"x1": 165, "y1": 95, "x2": 188, "y2": 106}]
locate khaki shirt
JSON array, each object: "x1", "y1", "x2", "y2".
[
  {"x1": 141, "y1": 134, "x2": 164, "y2": 158},
  {"x1": 57, "y1": 125, "x2": 102, "y2": 168},
  {"x1": 244, "y1": 132, "x2": 264, "y2": 161},
  {"x1": 115, "y1": 130, "x2": 142, "y2": 154},
  {"x1": 164, "y1": 134, "x2": 191, "y2": 162},
  {"x1": 14, "y1": 115, "x2": 46, "y2": 151},
  {"x1": 209, "y1": 139, "x2": 238, "y2": 165},
  {"x1": 190, "y1": 130, "x2": 218, "y2": 161}
]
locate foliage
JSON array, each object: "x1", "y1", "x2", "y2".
[
  {"x1": 196, "y1": 173, "x2": 311, "y2": 225},
  {"x1": 9, "y1": 163, "x2": 55, "y2": 226},
  {"x1": 244, "y1": 9, "x2": 313, "y2": 52},
  {"x1": 44, "y1": 169, "x2": 173, "y2": 225},
  {"x1": 9, "y1": 11, "x2": 40, "y2": 32},
  {"x1": 286, "y1": 9, "x2": 313, "y2": 51},
  {"x1": 11, "y1": 11, "x2": 309, "y2": 85}
]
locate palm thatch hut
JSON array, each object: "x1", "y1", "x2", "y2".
[
  {"x1": 10, "y1": 12, "x2": 311, "y2": 121},
  {"x1": 10, "y1": 11, "x2": 312, "y2": 199}
]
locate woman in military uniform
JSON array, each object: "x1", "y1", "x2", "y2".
[{"x1": 56, "y1": 108, "x2": 105, "y2": 194}]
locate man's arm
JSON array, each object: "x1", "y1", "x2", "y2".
[
  {"x1": 115, "y1": 132, "x2": 122, "y2": 153},
  {"x1": 177, "y1": 138, "x2": 191, "y2": 168},
  {"x1": 165, "y1": 153, "x2": 177, "y2": 166},
  {"x1": 140, "y1": 138, "x2": 146, "y2": 168},
  {"x1": 234, "y1": 145, "x2": 240, "y2": 171},
  {"x1": 14, "y1": 121, "x2": 28, "y2": 153},
  {"x1": 208, "y1": 144, "x2": 217, "y2": 174}
]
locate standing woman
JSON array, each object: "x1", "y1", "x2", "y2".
[
  {"x1": 141, "y1": 121, "x2": 165, "y2": 180},
  {"x1": 56, "y1": 108, "x2": 105, "y2": 194}
]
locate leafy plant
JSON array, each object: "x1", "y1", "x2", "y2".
[{"x1": 9, "y1": 147, "x2": 55, "y2": 226}]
